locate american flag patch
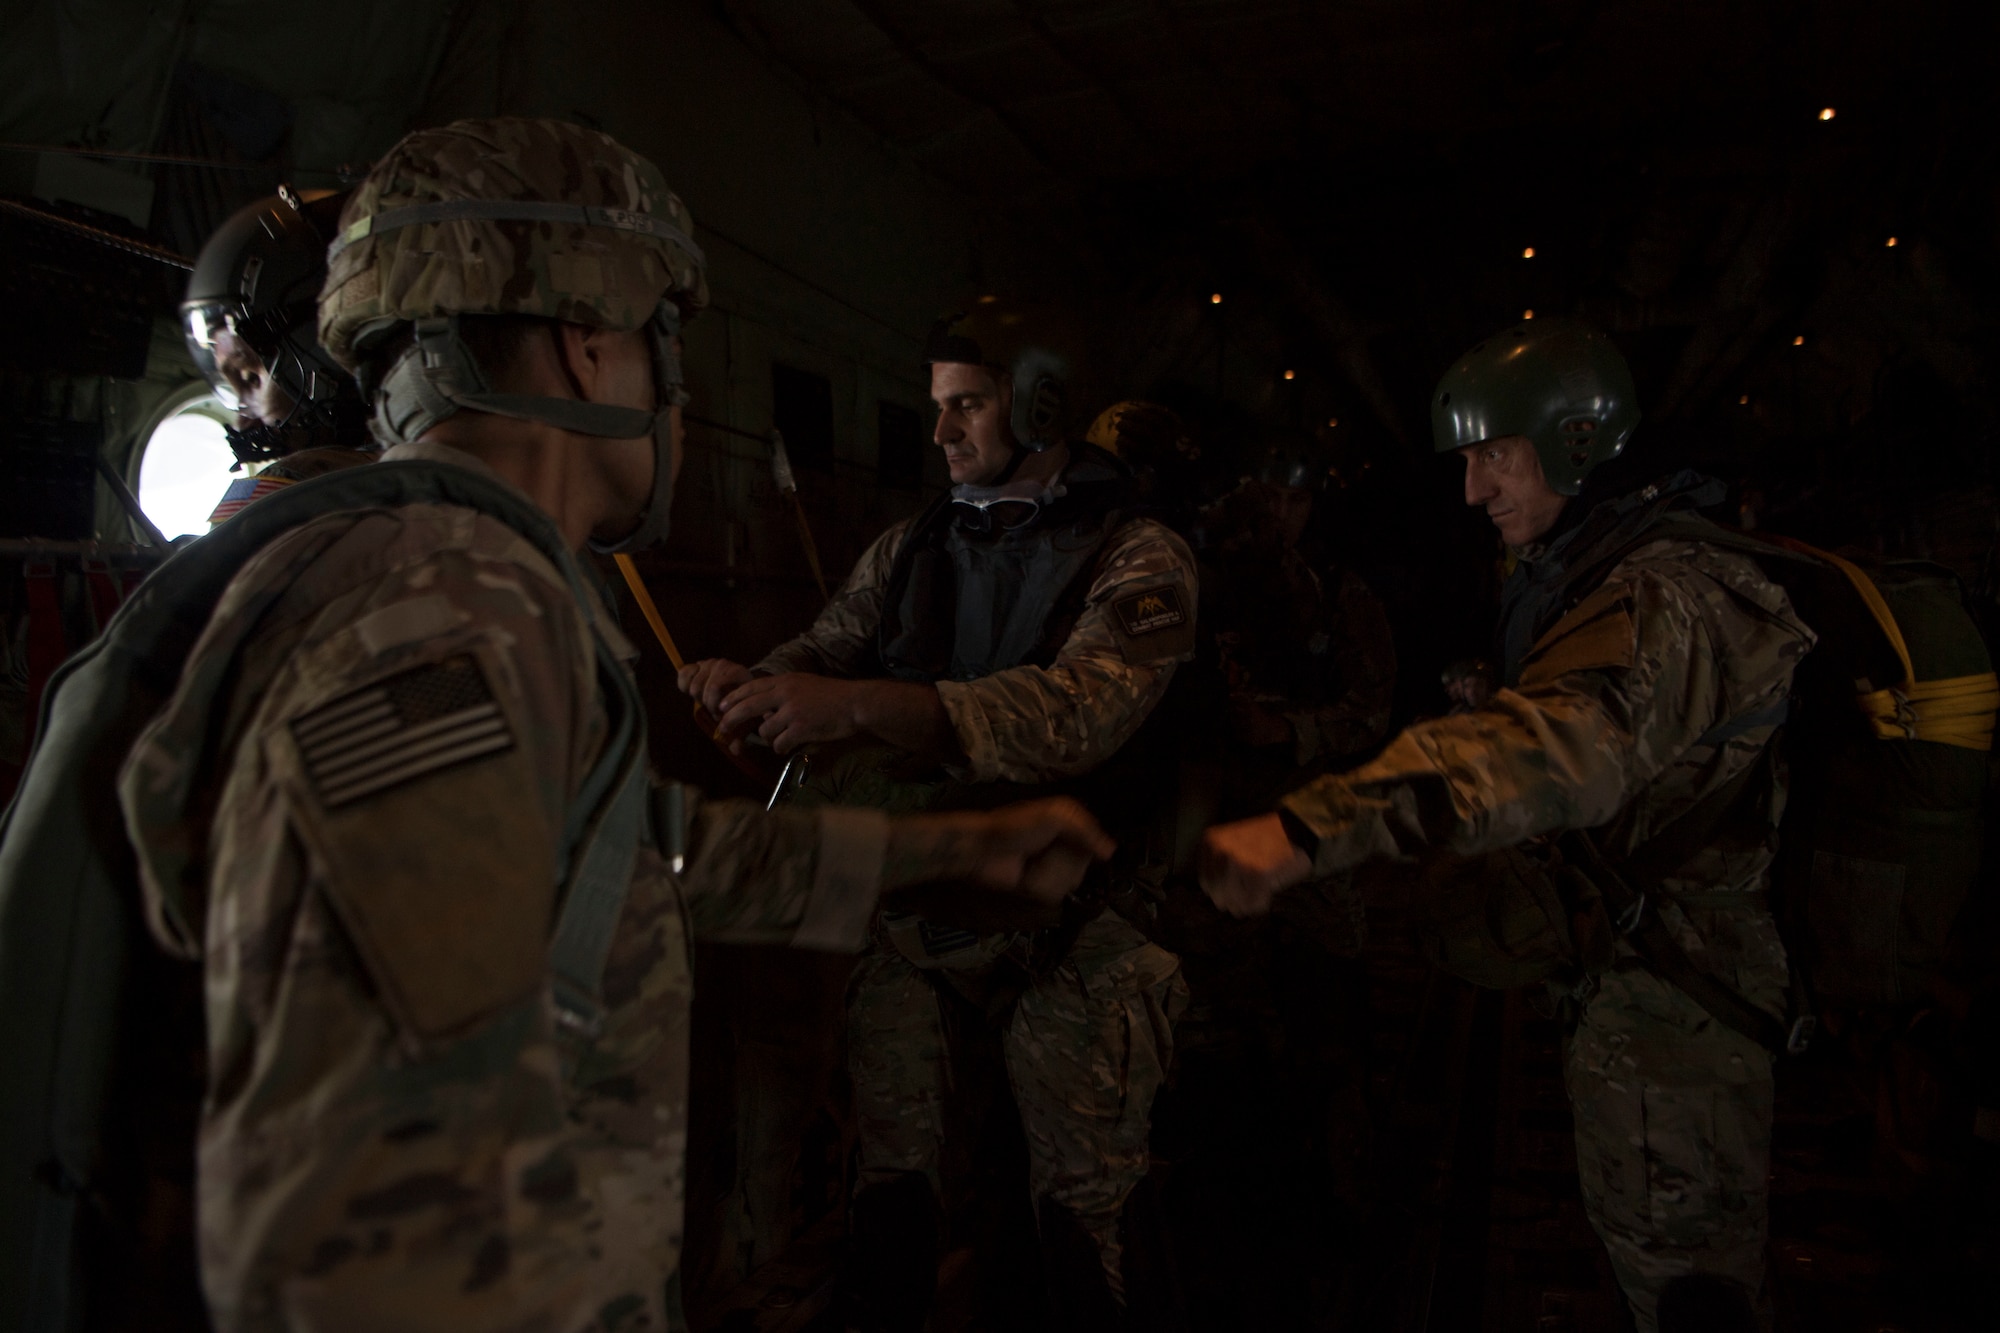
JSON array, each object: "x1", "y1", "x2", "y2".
[
  {"x1": 291, "y1": 656, "x2": 514, "y2": 808},
  {"x1": 207, "y1": 474, "x2": 295, "y2": 525}
]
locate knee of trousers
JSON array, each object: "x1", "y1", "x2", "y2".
[
  {"x1": 1005, "y1": 955, "x2": 1187, "y2": 1219},
  {"x1": 1564, "y1": 979, "x2": 1774, "y2": 1306},
  {"x1": 847, "y1": 945, "x2": 951, "y2": 1184}
]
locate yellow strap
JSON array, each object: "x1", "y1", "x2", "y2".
[
  {"x1": 1857, "y1": 671, "x2": 2000, "y2": 750},
  {"x1": 613, "y1": 553, "x2": 687, "y2": 672},
  {"x1": 1755, "y1": 535, "x2": 1992, "y2": 750},
  {"x1": 1809, "y1": 545, "x2": 1917, "y2": 689}
]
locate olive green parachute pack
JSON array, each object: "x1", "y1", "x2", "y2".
[
  {"x1": 1419, "y1": 508, "x2": 1998, "y2": 1052},
  {"x1": 0, "y1": 461, "x2": 652, "y2": 1332}
]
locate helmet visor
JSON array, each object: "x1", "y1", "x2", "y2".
[{"x1": 182, "y1": 303, "x2": 293, "y2": 420}]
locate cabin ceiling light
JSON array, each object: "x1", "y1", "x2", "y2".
[
  {"x1": 1793, "y1": 335, "x2": 1806, "y2": 346},
  {"x1": 1886, "y1": 236, "x2": 1899, "y2": 247},
  {"x1": 1283, "y1": 369, "x2": 1296, "y2": 380},
  {"x1": 1521, "y1": 246, "x2": 1536, "y2": 259},
  {"x1": 1210, "y1": 292, "x2": 1223, "y2": 304},
  {"x1": 1819, "y1": 107, "x2": 1836, "y2": 121},
  {"x1": 1523, "y1": 309, "x2": 1535, "y2": 319}
]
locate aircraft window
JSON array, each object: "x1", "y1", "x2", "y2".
[{"x1": 137, "y1": 396, "x2": 238, "y2": 539}]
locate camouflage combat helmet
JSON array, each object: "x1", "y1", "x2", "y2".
[
  {"x1": 925, "y1": 299, "x2": 1078, "y2": 458},
  {"x1": 1431, "y1": 317, "x2": 1639, "y2": 496},
  {"x1": 318, "y1": 116, "x2": 710, "y2": 552}
]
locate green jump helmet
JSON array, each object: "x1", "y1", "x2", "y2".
[{"x1": 1431, "y1": 317, "x2": 1639, "y2": 495}]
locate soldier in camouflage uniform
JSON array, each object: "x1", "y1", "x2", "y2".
[
  {"x1": 1193, "y1": 433, "x2": 1396, "y2": 782},
  {"x1": 1200, "y1": 320, "x2": 1811, "y2": 1332},
  {"x1": 682, "y1": 309, "x2": 1195, "y2": 1325},
  {"x1": 113, "y1": 117, "x2": 1110, "y2": 1333}
]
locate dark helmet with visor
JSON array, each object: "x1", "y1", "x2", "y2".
[
  {"x1": 1431, "y1": 317, "x2": 1639, "y2": 495},
  {"x1": 181, "y1": 188, "x2": 367, "y2": 464}
]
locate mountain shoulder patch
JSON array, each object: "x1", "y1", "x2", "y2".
[{"x1": 1109, "y1": 582, "x2": 1196, "y2": 661}]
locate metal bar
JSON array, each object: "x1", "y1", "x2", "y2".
[
  {"x1": 93, "y1": 454, "x2": 171, "y2": 548},
  {"x1": 0, "y1": 141, "x2": 271, "y2": 171},
  {"x1": 0, "y1": 199, "x2": 195, "y2": 269}
]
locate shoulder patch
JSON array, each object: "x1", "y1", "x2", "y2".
[
  {"x1": 1113, "y1": 584, "x2": 1188, "y2": 637},
  {"x1": 281, "y1": 649, "x2": 555, "y2": 1042},
  {"x1": 291, "y1": 654, "x2": 514, "y2": 807},
  {"x1": 1107, "y1": 580, "x2": 1197, "y2": 663}
]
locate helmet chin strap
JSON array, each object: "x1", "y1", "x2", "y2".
[
  {"x1": 371, "y1": 306, "x2": 688, "y2": 551},
  {"x1": 590, "y1": 304, "x2": 687, "y2": 555}
]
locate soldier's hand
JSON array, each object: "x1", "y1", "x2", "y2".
[
  {"x1": 1198, "y1": 813, "x2": 1311, "y2": 917},
  {"x1": 884, "y1": 798, "x2": 1115, "y2": 923},
  {"x1": 962, "y1": 797, "x2": 1115, "y2": 905},
  {"x1": 677, "y1": 658, "x2": 753, "y2": 715},
  {"x1": 714, "y1": 672, "x2": 863, "y2": 753}
]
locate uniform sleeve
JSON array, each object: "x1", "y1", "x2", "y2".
[
  {"x1": 1277, "y1": 551, "x2": 1806, "y2": 878},
  {"x1": 131, "y1": 524, "x2": 644, "y2": 1332},
  {"x1": 936, "y1": 519, "x2": 1198, "y2": 784},
  {"x1": 751, "y1": 522, "x2": 908, "y2": 677},
  {"x1": 676, "y1": 796, "x2": 888, "y2": 950},
  {"x1": 1286, "y1": 568, "x2": 1398, "y2": 766}
]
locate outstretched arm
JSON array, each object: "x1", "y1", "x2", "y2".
[{"x1": 1200, "y1": 548, "x2": 1811, "y2": 915}]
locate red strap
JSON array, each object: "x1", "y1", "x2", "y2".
[{"x1": 82, "y1": 559, "x2": 123, "y2": 638}]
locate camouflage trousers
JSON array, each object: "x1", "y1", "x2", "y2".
[
  {"x1": 848, "y1": 911, "x2": 1187, "y2": 1300},
  {"x1": 1566, "y1": 963, "x2": 1774, "y2": 1332}
]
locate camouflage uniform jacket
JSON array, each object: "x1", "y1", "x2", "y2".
[
  {"x1": 119, "y1": 441, "x2": 888, "y2": 1333},
  {"x1": 754, "y1": 488, "x2": 1198, "y2": 785},
  {"x1": 1281, "y1": 526, "x2": 1815, "y2": 1009}
]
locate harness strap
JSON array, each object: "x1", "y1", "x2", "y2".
[
  {"x1": 1561, "y1": 700, "x2": 1801, "y2": 1054},
  {"x1": 548, "y1": 752, "x2": 649, "y2": 1041},
  {"x1": 1562, "y1": 829, "x2": 1793, "y2": 1055},
  {"x1": 546, "y1": 584, "x2": 652, "y2": 1045},
  {"x1": 1857, "y1": 672, "x2": 1999, "y2": 750},
  {"x1": 1737, "y1": 534, "x2": 1997, "y2": 750}
]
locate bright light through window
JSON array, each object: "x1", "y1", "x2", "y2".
[{"x1": 139, "y1": 400, "x2": 238, "y2": 539}]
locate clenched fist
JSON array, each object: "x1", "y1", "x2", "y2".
[
  {"x1": 884, "y1": 797, "x2": 1115, "y2": 929},
  {"x1": 1198, "y1": 812, "x2": 1312, "y2": 917}
]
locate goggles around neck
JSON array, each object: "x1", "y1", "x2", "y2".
[{"x1": 950, "y1": 477, "x2": 1066, "y2": 534}]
